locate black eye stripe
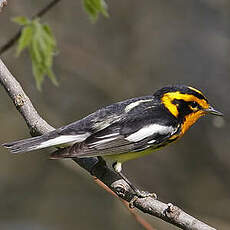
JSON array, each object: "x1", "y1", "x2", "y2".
[
  {"x1": 172, "y1": 99, "x2": 181, "y2": 105},
  {"x1": 190, "y1": 101, "x2": 198, "y2": 108},
  {"x1": 172, "y1": 99, "x2": 201, "y2": 110}
]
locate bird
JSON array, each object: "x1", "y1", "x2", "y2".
[{"x1": 2, "y1": 85, "x2": 223, "y2": 198}]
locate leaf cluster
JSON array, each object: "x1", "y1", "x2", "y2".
[
  {"x1": 13, "y1": 17, "x2": 58, "y2": 90},
  {"x1": 12, "y1": 1, "x2": 108, "y2": 90},
  {"x1": 83, "y1": 0, "x2": 109, "y2": 22}
]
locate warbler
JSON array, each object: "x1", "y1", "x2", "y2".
[{"x1": 3, "y1": 85, "x2": 223, "y2": 197}]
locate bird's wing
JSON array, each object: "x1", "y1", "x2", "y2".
[
  {"x1": 51, "y1": 110, "x2": 179, "y2": 159},
  {"x1": 51, "y1": 133, "x2": 171, "y2": 159}
]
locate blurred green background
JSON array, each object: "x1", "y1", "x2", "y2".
[{"x1": 0, "y1": 0, "x2": 229, "y2": 229}]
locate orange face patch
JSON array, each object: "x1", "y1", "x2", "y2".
[
  {"x1": 180, "y1": 110, "x2": 206, "y2": 136},
  {"x1": 161, "y1": 91, "x2": 209, "y2": 118},
  {"x1": 161, "y1": 93, "x2": 179, "y2": 117}
]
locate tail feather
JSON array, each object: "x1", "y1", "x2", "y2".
[
  {"x1": 2, "y1": 126, "x2": 93, "y2": 154},
  {"x1": 2, "y1": 131, "x2": 91, "y2": 154},
  {"x1": 2, "y1": 135, "x2": 53, "y2": 154}
]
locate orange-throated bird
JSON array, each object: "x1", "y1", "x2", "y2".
[{"x1": 2, "y1": 85, "x2": 223, "y2": 197}]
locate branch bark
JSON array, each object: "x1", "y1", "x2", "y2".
[
  {"x1": 0, "y1": 0, "x2": 7, "y2": 12},
  {"x1": 0, "y1": 58, "x2": 216, "y2": 230}
]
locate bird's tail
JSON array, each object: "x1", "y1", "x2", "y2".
[
  {"x1": 2, "y1": 131, "x2": 90, "y2": 154},
  {"x1": 2, "y1": 134, "x2": 56, "y2": 154}
]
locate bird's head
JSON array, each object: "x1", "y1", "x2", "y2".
[{"x1": 154, "y1": 85, "x2": 223, "y2": 135}]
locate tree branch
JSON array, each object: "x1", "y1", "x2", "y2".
[
  {"x1": 0, "y1": 0, "x2": 61, "y2": 55},
  {"x1": 0, "y1": 58, "x2": 216, "y2": 230},
  {"x1": 0, "y1": 0, "x2": 7, "y2": 12}
]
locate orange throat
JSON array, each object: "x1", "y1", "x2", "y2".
[{"x1": 180, "y1": 111, "x2": 205, "y2": 136}]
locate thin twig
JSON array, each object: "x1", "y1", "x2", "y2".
[
  {"x1": 0, "y1": 0, "x2": 61, "y2": 55},
  {"x1": 34, "y1": 0, "x2": 62, "y2": 18},
  {"x1": 0, "y1": 58, "x2": 216, "y2": 230}
]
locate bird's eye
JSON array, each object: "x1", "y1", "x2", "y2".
[{"x1": 190, "y1": 101, "x2": 198, "y2": 108}]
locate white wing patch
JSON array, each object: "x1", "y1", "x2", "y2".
[
  {"x1": 125, "y1": 124, "x2": 175, "y2": 142},
  {"x1": 89, "y1": 137, "x2": 118, "y2": 146},
  {"x1": 37, "y1": 133, "x2": 91, "y2": 149},
  {"x1": 96, "y1": 133, "x2": 119, "y2": 139},
  {"x1": 125, "y1": 99, "x2": 153, "y2": 113},
  {"x1": 93, "y1": 115, "x2": 121, "y2": 131},
  {"x1": 147, "y1": 139, "x2": 156, "y2": 144}
]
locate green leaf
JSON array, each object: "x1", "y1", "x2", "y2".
[
  {"x1": 47, "y1": 68, "x2": 59, "y2": 86},
  {"x1": 100, "y1": 0, "x2": 109, "y2": 18},
  {"x1": 31, "y1": 39, "x2": 42, "y2": 64},
  {"x1": 14, "y1": 16, "x2": 58, "y2": 90},
  {"x1": 42, "y1": 24, "x2": 57, "y2": 48},
  {"x1": 12, "y1": 16, "x2": 30, "y2": 26},
  {"x1": 16, "y1": 25, "x2": 33, "y2": 56},
  {"x1": 31, "y1": 59, "x2": 44, "y2": 91},
  {"x1": 83, "y1": 0, "x2": 109, "y2": 22}
]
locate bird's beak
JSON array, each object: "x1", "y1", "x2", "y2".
[{"x1": 203, "y1": 106, "x2": 223, "y2": 116}]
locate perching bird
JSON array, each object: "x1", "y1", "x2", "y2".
[{"x1": 2, "y1": 85, "x2": 223, "y2": 197}]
